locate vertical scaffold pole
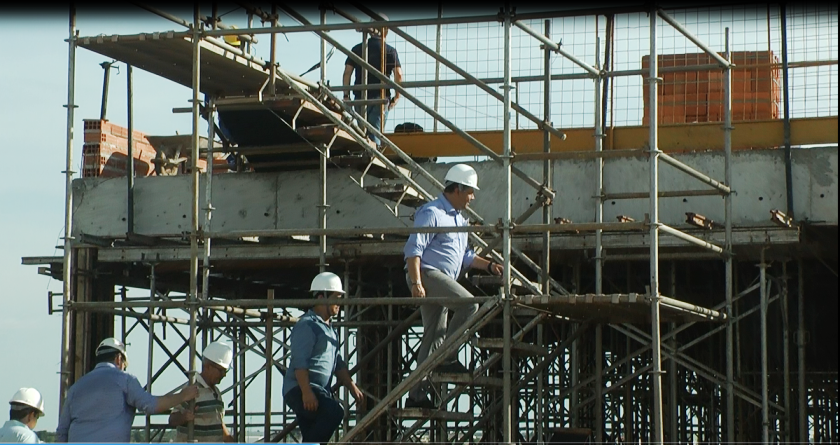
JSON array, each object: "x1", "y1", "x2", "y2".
[
  {"x1": 59, "y1": 4, "x2": 77, "y2": 407},
  {"x1": 433, "y1": 4, "x2": 442, "y2": 132},
  {"x1": 502, "y1": 4, "x2": 513, "y2": 445},
  {"x1": 265, "y1": 289, "x2": 274, "y2": 442},
  {"x1": 593, "y1": 20, "x2": 606, "y2": 444},
  {"x1": 760, "y1": 250, "x2": 770, "y2": 444},
  {"x1": 723, "y1": 26, "x2": 736, "y2": 445},
  {"x1": 648, "y1": 8, "x2": 665, "y2": 444},
  {"x1": 797, "y1": 259, "x2": 806, "y2": 443},
  {"x1": 145, "y1": 264, "x2": 156, "y2": 442},
  {"x1": 536, "y1": 17, "x2": 551, "y2": 445},
  {"x1": 202, "y1": 96, "x2": 215, "y2": 301},
  {"x1": 319, "y1": 8, "x2": 328, "y2": 273},
  {"x1": 782, "y1": 260, "x2": 791, "y2": 444},
  {"x1": 187, "y1": 4, "x2": 202, "y2": 441},
  {"x1": 127, "y1": 64, "x2": 135, "y2": 234}
]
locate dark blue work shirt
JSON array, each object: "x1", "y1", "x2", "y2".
[
  {"x1": 345, "y1": 35, "x2": 401, "y2": 99},
  {"x1": 283, "y1": 310, "x2": 347, "y2": 395}
]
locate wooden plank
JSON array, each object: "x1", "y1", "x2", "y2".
[{"x1": 383, "y1": 117, "x2": 837, "y2": 157}]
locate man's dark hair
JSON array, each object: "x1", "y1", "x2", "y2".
[
  {"x1": 9, "y1": 403, "x2": 38, "y2": 422},
  {"x1": 444, "y1": 181, "x2": 470, "y2": 194},
  {"x1": 95, "y1": 349, "x2": 122, "y2": 364}
]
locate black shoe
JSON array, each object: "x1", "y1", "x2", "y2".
[
  {"x1": 434, "y1": 360, "x2": 470, "y2": 374},
  {"x1": 405, "y1": 396, "x2": 438, "y2": 410}
]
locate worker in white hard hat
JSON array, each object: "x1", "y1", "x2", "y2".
[
  {"x1": 0, "y1": 388, "x2": 44, "y2": 443},
  {"x1": 402, "y1": 163, "x2": 503, "y2": 410},
  {"x1": 56, "y1": 337, "x2": 200, "y2": 443},
  {"x1": 282, "y1": 272, "x2": 364, "y2": 445},
  {"x1": 169, "y1": 341, "x2": 235, "y2": 442}
]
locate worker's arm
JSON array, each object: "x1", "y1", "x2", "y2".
[
  {"x1": 389, "y1": 66, "x2": 404, "y2": 110},
  {"x1": 335, "y1": 367, "x2": 364, "y2": 403},
  {"x1": 222, "y1": 422, "x2": 235, "y2": 442},
  {"x1": 406, "y1": 256, "x2": 425, "y2": 298},
  {"x1": 289, "y1": 322, "x2": 318, "y2": 412},
  {"x1": 55, "y1": 396, "x2": 71, "y2": 442},
  {"x1": 404, "y1": 207, "x2": 435, "y2": 298},
  {"x1": 470, "y1": 256, "x2": 502, "y2": 276},
  {"x1": 295, "y1": 369, "x2": 318, "y2": 411},
  {"x1": 167, "y1": 404, "x2": 194, "y2": 427},
  {"x1": 152, "y1": 385, "x2": 200, "y2": 414},
  {"x1": 343, "y1": 64, "x2": 354, "y2": 101}
]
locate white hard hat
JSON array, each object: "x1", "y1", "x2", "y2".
[
  {"x1": 444, "y1": 164, "x2": 479, "y2": 190},
  {"x1": 203, "y1": 341, "x2": 233, "y2": 370},
  {"x1": 96, "y1": 337, "x2": 128, "y2": 362},
  {"x1": 310, "y1": 272, "x2": 345, "y2": 294},
  {"x1": 9, "y1": 388, "x2": 44, "y2": 416}
]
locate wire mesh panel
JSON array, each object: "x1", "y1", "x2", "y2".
[{"x1": 383, "y1": 5, "x2": 836, "y2": 135}]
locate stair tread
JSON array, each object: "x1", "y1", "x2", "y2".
[
  {"x1": 389, "y1": 408, "x2": 474, "y2": 421},
  {"x1": 429, "y1": 373, "x2": 504, "y2": 387},
  {"x1": 471, "y1": 338, "x2": 549, "y2": 356}
]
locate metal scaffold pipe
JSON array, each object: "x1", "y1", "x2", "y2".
[
  {"x1": 59, "y1": 5, "x2": 77, "y2": 407},
  {"x1": 513, "y1": 19, "x2": 600, "y2": 77},
  {"x1": 649, "y1": 7, "x2": 665, "y2": 444},
  {"x1": 202, "y1": 96, "x2": 215, "y2": 302},
  {"x1": 723, "y1": 26, "x2": 736, "y2": 443},
  {"x1": 760, "y1": 250, "x2": 770, "y2": 444},
  {"x1": 186, "y1": 5, "x2": 201, "y2": 441},
  {"x1": 501, "y1": 5, "x2": 513, "y2": 444}
]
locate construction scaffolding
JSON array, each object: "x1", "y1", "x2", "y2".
[{"x1": 24, "y1": 2, "x2": 838, "y2": 444}]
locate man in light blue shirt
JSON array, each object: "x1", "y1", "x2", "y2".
[
  {"x1": 403, "y1": 164, "x2": 502, "y2": 410},
  {"x1": 0, "y1": 388, "x2": 45, "y2": 443},
  {"x1": 55, "y1": 337, "x2": 199, "y2": 443},
  {"x1": 283, "y1": 272, "x2": 364, "y2": 445}
]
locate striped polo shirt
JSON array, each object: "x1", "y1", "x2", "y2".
[{"x1": 173, "y1": 374, "x2": 226, "y2": 442}]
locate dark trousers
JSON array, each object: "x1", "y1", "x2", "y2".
[{"x1": 284, "y1": 385, "x2": 344, "y2": 444}]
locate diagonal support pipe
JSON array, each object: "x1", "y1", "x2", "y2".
[
  {"x1": 338, "y1": 298, "x2": 503, "y2": 443},
  {"x1": 351, "y1": 5, "x2": 569, "y2": 146},
  {"x1": 276, "y1": 4, "x2": 554, "y2": 200},
  {"x1": 512, "y1": 20, "x2": 600, "y2": 77}
]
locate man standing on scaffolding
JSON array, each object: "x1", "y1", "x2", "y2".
[
  {"x1": 403, "y1": 164, "x2": 503, "y2": 410},
  {"x1": 342, "y1": 13, "x2": 403, "y2": 147}
]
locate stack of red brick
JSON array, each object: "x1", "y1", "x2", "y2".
[
  {"x1": 82, "y1": 119, "x2": 157, "y2": 178},
  {"x1": 82, "y1": 120, "x2": 230, "y2": 177},
  {"x1": 642, "y1": 51, "x2": 781, "y2": 125}
]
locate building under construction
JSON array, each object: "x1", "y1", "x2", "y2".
[{"x1": 23, "y1": 2, "x2": 838, "y2": 443}]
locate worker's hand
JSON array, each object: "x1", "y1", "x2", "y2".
[
  {"x1": 181, "y1": 409, "x2": 196, "y2": 423},
  {"x1": 349, "y1": 384, "x2": 365, "y2": 404},
  {"x1": 301, "y1": 388, "x2": 319, "y2": 412},
  {"x1": 388, "y1": 96, "x2": 399, "y2": 110},
  {"x1": 488, "y1": 262, "x2": 503, "y2": 276},
  {"x1": 410, "y1": 283, "x2": 426, "y2": 298},
  {"x1": 179, "y1": 385, "x2": 200, "y2": 401}
]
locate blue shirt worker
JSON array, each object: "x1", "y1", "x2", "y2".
[
  {"x1": 342, "y1": 13, "x2": 404, "y2": 146},
  {"x1": 283, "y1": 272, "x2": 364, "y2": 445},
  {"x1": 55, "y1": 337, "x2": 199, "y2": 443},
  {"x1": 403, "y1": 164, "x2": 503, "y2": 410},
  {"x1": 169, "y1": 341, "x2": 235, "y2": 442},
  {"x1": 0, "y1": 388, "x2": 45, "y2": 443}
]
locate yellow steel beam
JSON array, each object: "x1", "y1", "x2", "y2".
[{"x1": 383, "y1": 116, "x2": 837, "y2": 158}]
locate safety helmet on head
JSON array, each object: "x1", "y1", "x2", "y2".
[
  {"x1": 310, "y1": 272, "x2": 345, "y2": 295},
  {"x1": 203, "y1": 341, "x2": 233, "y2": 370},
  {"x1": 444, "y1": 164, "x2": 479, "y2": 190},
  {"x1": 96, "y1": 337, "x2": 128, "y2": 362},
  {"x1": 9, "y1": 388, "x2": 44, "y2": 416}
]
